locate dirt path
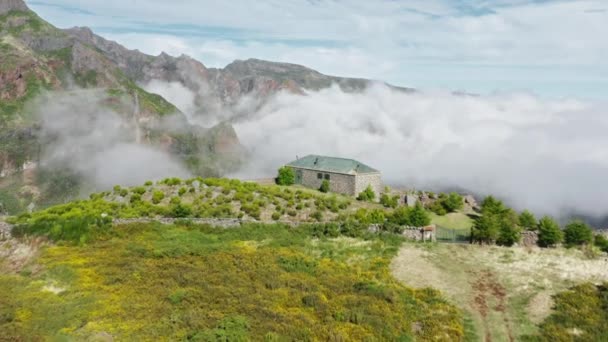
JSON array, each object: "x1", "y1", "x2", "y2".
[
  {"x1": 469, "y1": 270, "x2": 513, "y2": 342},
  {"x1": 390, "y1": 243, "x2": 608, "y2": 341}
]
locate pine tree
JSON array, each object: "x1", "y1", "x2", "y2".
[{"x1": 537, "y1": 216, "x2": 563, "y2": 247}]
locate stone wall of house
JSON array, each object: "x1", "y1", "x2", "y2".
[
  {"x1": 294, "y1": 167, "x2": 357, "y2": 195},
  {"x1": 354, "y1": 172, "x2": 383, "y2": 197}
]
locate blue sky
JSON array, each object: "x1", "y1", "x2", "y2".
[{"x1": 26, "y1": 0, "x2": 607, "y2": 99}]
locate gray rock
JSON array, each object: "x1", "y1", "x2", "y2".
[
  {"x1": 405, "y1": 194, "x2": 418, "y2": 207},
  {"x1": 0, "y1": 0, "x2": 29, "y2": 15},
  {"x1": 464, "y1": 195, "x2": 479, "y2": 209}
]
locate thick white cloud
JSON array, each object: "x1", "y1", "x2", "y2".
[
  {"x1": 27, "y1": 0, "x2": 608, "y2": 98},
  {"x1": 37, "y1": 90, "x2": 190, "y2": 191},
  {"x1": 232, "y1": 85, "x2": 608, "y2": 218}
]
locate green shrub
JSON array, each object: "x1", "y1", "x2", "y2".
[
  {"x1": 390, "y1": 207, "x2": 410, "y2": 226},
  {"x1": 368, "y1": 209, "x2": 386, "y2": 224},
  {"x1": 537, "y1": 216, "x2": 563, "y2": 247},
  {"x1": 144, "y1": 181, "x2": 153, "y2": 186},
  {"x1": 525, "y1": 283, "x2": 608, "y2": 341},
  {"x1": 518, "y1": 210, "x2": 537, "y2": 230},
  {"x1": 151, "y1": 191, "x2": 165, "y2": 204},
  {"x1": 594, "y1": 234, "x2": 608, "y2": 253},
  {"x1": 319, "y1": 180, "x2": 330, "y2": 193},
  {"x1": 271, "y1": 212, "x2": 281, "y2": 221},
  {"x1": 171, "y1": 203, "x2": 192, "y2": 218},
  {"x1": 130, "y1": 194, "x2": 142, "y2": 204},
  {"x1": 311, "y1": 211, "x2": 323, "y2": 222},
  {"x1": 357, "y1": 185, "x2": 375, "y2": 202},
  {"x1": 276, "y1": 167, "x2": 295, "y2": 186},
  {"x1": 429, "y1": 192, "x2": 463, "y2": 214},
  {"x1": 408, "y1": 202, "x2": 430, "y2": 227},
  {"x1": 167, "y1": 289, "x2": 188, "y2": 305},
  {"x1": 496, "y1": 218, "x2": 521, "y2": 247},
  {"x1": 163, "y1": 177, "x2": 182, "y2": 186},
  {"x1": 119, "y1": 189, "x2": 129, "y2": 197},
  {"x1": 178, "y1": 187, "x2": 187, "y2": 196},
  {"x1": 471, "y1": 214, "x2": 499, "y2": 244},
  {"x1": 132, "y1": 187, "x2": 147, "y2": 195},
  {"x1": 428, "y1": 201, "x2": 447, "y2": 216},
  {"x1": 563, "y1": 220, "x2": 593, "y2": 247},
  {"x1": 379, "y1": 193, "x2": 399, "y2": 208},
  {"x1": 442, "y1": 192, "x2": 464, "y2": 212},
  {"x1": 480, "y1": 196, "x2": 506, "y2": 215}
]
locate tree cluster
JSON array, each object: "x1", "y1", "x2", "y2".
[
  {"x1": 427, "y1": 192, "x2": 464, "y2": 216},
  {"x1": 471, "y1": 196, "x2": 521, "y2": 246}
]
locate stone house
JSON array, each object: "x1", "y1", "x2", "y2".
[{"x1": 285, "y1": 155, "x2": 382, "y2": 197}]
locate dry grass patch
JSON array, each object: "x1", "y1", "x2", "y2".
[{"x1": 390, "y1": 243, "x2": 608, "y2": 341}]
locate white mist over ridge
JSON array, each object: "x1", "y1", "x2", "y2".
[
  {"x1": 38, "y1": 90, "x2": 190, "y2": 190},
  {"x1": 232, "y1": 84, "x2": 608, "y2": 218}
]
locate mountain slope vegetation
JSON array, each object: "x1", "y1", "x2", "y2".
[
  {"x1": 0, "y1": 2, "x2": 245, "y2": 213},
  {"x1": 0, "y1": 222, "x2": 464, "y2": 341}
]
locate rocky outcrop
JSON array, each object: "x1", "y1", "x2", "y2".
[
  {"x1": 521, "y1": 231, "x2": 539, "y2": 247},
  {"x1": 464, "y1": 195, "x2": 479, "y2": 211},
  {"x1": 0, "y1": 220, "x2": 11, "y2": 240},
  {"x1": 0, "y1": 10, "x2": 247, "y2": 211},
  {"x1": 0, "y1": 0, "x2": 28, "y2": 15}
]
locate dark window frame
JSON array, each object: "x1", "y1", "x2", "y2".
[
  {"x1": 324, "y1": 174, "x2": 330, "y2": 180},
  {"x1": 317, "y1": 173, "x2": 323, "y2": 179}
]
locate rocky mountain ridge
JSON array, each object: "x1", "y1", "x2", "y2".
[
  {"x1": 64, "y1": 26, "x2": 414, "y2": 120},
  {"x1": 0, "y1": 0, "x2": 28, "y2": 15},
  {"x1": 0, "y1": 2, "x2": 245, "y2": 213}
]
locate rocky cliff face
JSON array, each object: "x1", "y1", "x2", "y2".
[
  {"x1": 0, "y1": 0, "x2": 28, "y2": 15},
  {"x1": 64, "y1": 27, "x2": 414, "y2": 123},
  {"x1": 0, "y1": 8, "x2": 245, "y2": 213}
]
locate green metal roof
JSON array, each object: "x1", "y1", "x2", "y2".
[{"x1": 286, "y1": 155, "x2": 379, "y2": 175}]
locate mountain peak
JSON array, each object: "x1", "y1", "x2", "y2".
[{"x1": 0, "y1": 0, "x2": 29, "y2": 15}]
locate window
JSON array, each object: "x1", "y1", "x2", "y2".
[
  {"x1": 324, "y1": 174, "x2": 330, "y2": 180},
  {"x1": 317, "y1": 173, "x2": 322, "y2": 179}
]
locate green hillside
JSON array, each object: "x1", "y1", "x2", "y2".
[
  {"x1": 0, "y1": 222, "x2": 464, "y2": 340},
  {"x1": 0, "y1": 8, "x2": 245, "y2": 213}
]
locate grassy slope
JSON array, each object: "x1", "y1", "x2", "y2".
[
  {"x1": 430, "y1": 212, "x2": 474, "y2": 230},
  {"x1": 390, "y1": 243, "x2": 608, "y2": 341},
  {"x1": 0, "y1": 223, "x2": 464, "y2": 341},
  {"x1": 522, "y1": 283, "x2": 608, "y2": 341},
  {"x1": 11, "y1": 178, "x2": 359, "y2": 231}
]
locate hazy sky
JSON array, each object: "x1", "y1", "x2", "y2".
[{"x1": 26, "y1": 0, "x2": 607, "y2": 99}]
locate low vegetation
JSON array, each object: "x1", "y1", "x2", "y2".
[
  {"x1": 523, "y1": 283, "x2": 608, "y2": 341},
  {"x1": 275, "y1": 166, "x2": 295, "y2": 186},
  {"x1": 0, "y1": 222, "x2": 465, "y2": 340},
  {"x1": 10, "y1": 177, "x2": 365, "y2": 242},
  {"x1": 3, "y1": 176, "x2": 608, "y2": 340},
  {"x1": 391, "y1": 243, "x2": 608, "y2": 341},
  {"x1": 356, "y1": 185, "x2": 376, "y2": 202},
  {"x1": 428, "y1": 192, "x2": 463, "y2": 216}
]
